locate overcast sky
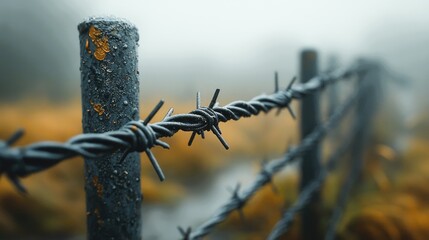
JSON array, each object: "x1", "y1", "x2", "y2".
[
  {"x1": 93, "y1": 0, "x2": 428, "y2": 58},
  {"x1": 1, "y1": 0, "x2": 428, "y2": 100}
]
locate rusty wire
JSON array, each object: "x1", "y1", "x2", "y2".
[{"x1": 0, "y1": 63, "x2": 366, "y2": 193}]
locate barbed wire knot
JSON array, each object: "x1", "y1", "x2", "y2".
[
  {"x1": 188, "y1": 89, "x2": 229, "y2": 150},
  {"x1": 120, "y1": 100, "x2": 170, "y2": 182},
  {"x1": 229, "y1": 183, "x2": 246, "y2": 222},
  {"x1": 274, "y1": 74, "x2": 297, "y2": 119}
]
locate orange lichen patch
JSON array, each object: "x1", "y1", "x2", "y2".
[
  {"x1": 89, "y1": 25, "x2": 101, "y2": 39},
  {"x1": 85, "y1": 39, "x2": 91, "y2": 54},
  {"x1": 94, "y1": 48, "x2": 106, "y2": 61},
  {"x1": 93, "y1": 103, "x2": 105, "y2": 116},
  {"x1": 92, "y1": 176, "x2": 103, "y2": 198},
  {"x1": 88, "y1": 25, "x2": 110, "y2": 61}
]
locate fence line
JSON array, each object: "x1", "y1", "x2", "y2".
[
  {"x1": 266, "y1": 119, "x2": 361, "y2": 240},
  {"x1": 0, "y1": 64, "x2": 379, "y2": 240},
  {"x1": 0, "y1": 18, "x2": 387, "y2": 240},
  {"x1": 324, "y1": 67, "x2": 379, "y2": 240},
  {"x1": 186, "y1": 65, "x2": 374, "y2": 240},
  {"x1": 0, "y1": 64, "x2": 363, "y2": 193}
]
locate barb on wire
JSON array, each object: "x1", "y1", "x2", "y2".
[
  {"x1": 188, "y1": 89, "x2": 229, "y2": 149},
  {"x1": 274, "y1": 72, "x2": 297, "y2": 119},
  {"x1": 120, "y1": 100, "x2": 168, "y2": 181},
  {"x1": 0, "y1": 64, "x2": 365, "y2": 193},
  {"x1": 187, "y1": 74, "x2": 369, "y2": 239},
  {"x1": 178, "y1": 226, "x2": 192, "y2": 240}
]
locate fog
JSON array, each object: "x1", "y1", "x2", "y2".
[
  {"x1": 0, "y1": 0, "x2": 428, "y2": 104},
  {"x1": 1, "y1": 1, "x2": 428, "y2": 239}
]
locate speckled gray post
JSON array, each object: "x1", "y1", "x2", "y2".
[{"x1": 78, "y1": 17, "x2": 141, "y2": 240}]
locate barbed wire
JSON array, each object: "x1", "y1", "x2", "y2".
[
  {"x1": 266, "y1": 119, "x2": 363, "y2": 240},
  {"x1": 0, "y1": 63, "x2": 366, "y2": 193},
  {"x1": 185, "y1": 69, "x2": 372, "y2": 240},
  {"x1": 324, "y1": 69, "x2": 378, "y2": 240},
  {"x1": 268, "y1": 68, "x2": 378, "y2": 240},
  {"x1": 323, "y1": 140, "x2": 365, "y2": 240}
]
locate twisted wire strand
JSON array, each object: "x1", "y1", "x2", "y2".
[
  {"x1": 324, "y1": 159, "x2": 361, "y2": 240},
  {"x1": 324, "y1": 70, "x2": 378, "y2": 240},
  {"x1": 187, "y1": 70, "x2": 371, "y2": 240},
  {"x1": 0, "y1": 64, "x2": 366, "y2": 192},
  {"x1": 266, "y1": 119, "x2": 364, "y2": 240}
]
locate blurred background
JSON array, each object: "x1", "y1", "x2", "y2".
[{"x1": 0, "y1": 0, "x2": 428, "y2": 239}]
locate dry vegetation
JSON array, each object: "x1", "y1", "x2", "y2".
[{"x1": 0, "y1": 99, "x2": 428, "y2": 239}]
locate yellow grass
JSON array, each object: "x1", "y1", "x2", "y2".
[
  {"x1": 0, "y1": 99, "x2": 296, "y2": 236},
  {"x1": 1, "y1": 100, "x2": 428, "y2": 239}
]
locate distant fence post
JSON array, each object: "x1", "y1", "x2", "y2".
[
  {"x1": 324, "y1": 61, "x2": 379, "y2": 240},
  {"x1": 78, "y1": 17, "x2": 142, "y2": 239},
  {"x1": 299, "y1": 49, "x2": 321, "y2": 240}
]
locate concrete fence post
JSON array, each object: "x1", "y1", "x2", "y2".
[
  {"x1": 78, "y1": 17, "x2": 142, "y2": 239},
  {"x1": 299, "y1": 49, "x2": 322, "y2": 240}
]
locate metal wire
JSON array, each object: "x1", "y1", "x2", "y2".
[
  {"x1": 324, "y1": 69, "x2": 378, "y2": 240},
  {"x1": 267, "y1": 67, "x2": 378, "y2": 240},
  {"x1": 0, "y1": 64, "x2": 365, "y2": 193},
  {"x1": 186, "y1": 70, "x2": 371, "y2": 240},
  {"x1": 266, "y1": 118, "x2": 363, "y2": 240}
]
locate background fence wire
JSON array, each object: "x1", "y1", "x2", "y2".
[
  {"x1": 187, "y1": 66, "x2": 376, "y2": 240},
  {"x1": 0, "y1": 61, "x2": 379, "y2": 240}
]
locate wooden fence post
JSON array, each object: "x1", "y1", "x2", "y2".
[
  {"x1": 299, "y1": 49, "x2": 321, "y2": 240},
  {"x1": 78, "y1": 17, "x2": 142, "y2": 239}
]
